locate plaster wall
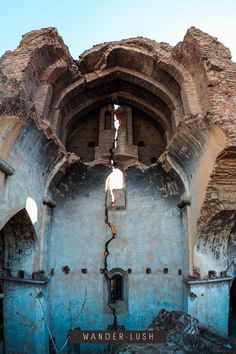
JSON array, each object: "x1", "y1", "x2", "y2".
[
  {"x1": 0, "y1": 121, "x2": 55, "y2": 234},
  {"x1": 185, "y1": 279, "x2": 231, "y2": 336},
  {"x1": 48, "y1": 164, "x2": 187, "y2": 351},
  {"x1": 0, "y1": 25, "x2": 236, "y2": 354},
  {"x1": 0, "y1": 121, "x2": 58, "y2": 354},
  {"x1": 3, "y1": 282, "x2": 49, "y2": 354}
]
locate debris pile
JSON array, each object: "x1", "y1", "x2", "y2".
[{"x1": 112, "y1": 309, "x2": 234, "y2": 353}]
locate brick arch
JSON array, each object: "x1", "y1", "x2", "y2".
[
  {"x1": 77, "y1": 40, "x2": 202, "y2": 118},
  {"x1": 48, "y1": 38, "x2": 204, "y2": 141},
  {"x1": 63, "y1": 91, "x2": 171, "y2": 145},
  {"x1": 53, "y1": 68, "x2": 181, "y2": 140},
  {"x1": 198, "y1": 146, "x2": 236, "y2": 232}
]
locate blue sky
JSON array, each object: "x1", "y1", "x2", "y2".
[{"x1": 1, "y1": 0, "x2": 236, "y2": 60}]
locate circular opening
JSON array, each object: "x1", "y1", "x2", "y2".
[
  {"x1": 88, "y1": 141, "x2": 95, "y2": 148},
  {"x1": 150, "y1": 157, "x2": 157, "y2": 164},
  {"x1": 138, "y1": 141, "x2": 145, "y2": 147}
]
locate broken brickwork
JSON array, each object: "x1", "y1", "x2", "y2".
[{"x1": 0, "y1": 27, "x2": 236, "y2": 352}]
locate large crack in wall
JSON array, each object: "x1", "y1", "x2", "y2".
[{"x1": 103, "y1": 104, "x2": 121, "y2": 329}]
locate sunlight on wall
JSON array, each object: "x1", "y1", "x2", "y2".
[
  {"x1": 105, "y1": 168, "x2": 124, "y2": 192},
  {"x1": 114, "y1": 104, "x2": 120, "y2": 148},
  {"x1": 105, "y1": 168, "x2": 124, "y2": 203},
  {"x1": 26, "y1": 196, "x2": 38, "y2": 225}
]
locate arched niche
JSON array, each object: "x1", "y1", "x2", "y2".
[
  {"x1": 103, "y1": 268, "x2": 128, "y2": 314},
  {"x1": 194, "y1": 210, "x2": 236, "y2": 277},
  {"x1": 0, "y1": 209, "x2": 37, "y2": 276}
]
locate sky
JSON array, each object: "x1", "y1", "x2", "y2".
[{"x1": 0, "y1": 0, "x2": 236, "y2": 61}]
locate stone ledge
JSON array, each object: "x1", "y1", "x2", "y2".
[
  {"x1": 0, "y1": 276, "x2": 50, "y2": 285},
  {"x1": 183, "y1": 276, "x2": 233, "y2": 285},
  {"x1": 0, "y1": 157, "x2": 14, "y2": 176}
]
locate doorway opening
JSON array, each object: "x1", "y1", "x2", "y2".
[
  {"x1": 0, "y1": 208, "x2": 37, "y2": 350},
  {"x1": 229, "y1": 277, "x2": 236, "y2": 336}
]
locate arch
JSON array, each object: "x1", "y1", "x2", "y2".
[
  {"x1": 166, "y1": 125, "x2": 227, "y2": 235},
  {"x1": 0, "y1": 208, "x2": 37, "y2": 275},
  {"x1": 52, "y1": 67, "x2": 183, "y2": 139},
  {"x1": 78, "y1": 41, "x2": 201, "y2": 116},
  {"x1": 46, "y1": 37, "x2": 204, "y2": 141},
  {"x1": 55, "y1": 64, "x2": 181, "y2": 112},
  {"x1": 194, "y1": 210, "x2": 235, "y2": 277},
  {"x1": 158, "y1": 60, "x2": 202, "y2": 117},
  {"x1": 198, "y1": 144, "x2": 236, "y2": 232},
  {"x1": 43, "y1": 153, "x2": 79, "y2": 206},
  {"x1": 110, "y1": 273, "x2": 124, "y2": 302},
  {"x1": 104, "y1": 268, "x2": 128, "y2": 314},
  {"x1": 64, "y1": 92, "x2": 172, "y2": 144},
  {"x1": 58, "y1": 79, "x2": 174, "y2": 141}
]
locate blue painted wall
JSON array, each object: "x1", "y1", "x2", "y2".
[
  {"x1": 0, "y1": 122, "x2": 57, "y2": 354},
  {"x1": 0, "y1": 123, "x2": 231, "y2": 353},
  {"x1": 4, "y1": 282, "x2": 48, "y2": 354},
  {"x1": 185, "y1": 279, "x2": 231, "y2": 336},
  {"x1": 48, "y1": 164, "x2": 187, "y2": 352}
]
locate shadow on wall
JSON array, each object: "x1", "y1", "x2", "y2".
[
  {"x1": 194, "y1": 210, "x2": 236, "y2": 277},
  {"x1": 0, "y1": 208, "x2": 37, "y2": 277},
  {"x1": 229, "y1": 277, "x2": 236, "y2": 336}
]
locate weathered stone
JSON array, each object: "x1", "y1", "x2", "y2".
[
  {"x1": 113, "y1": 309, "x2": 231, "y2": 353},
  {"x1": 0, "y1": 26, "x2": 236, "y2": 353}
]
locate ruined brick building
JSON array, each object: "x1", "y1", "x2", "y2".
[{"x1": 0, "y1": 26, "x2": 236, "y2": 353}]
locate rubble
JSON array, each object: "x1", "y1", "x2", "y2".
[{"x1": 112, "y1": 309, "x2": 234, "y2": 353}]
